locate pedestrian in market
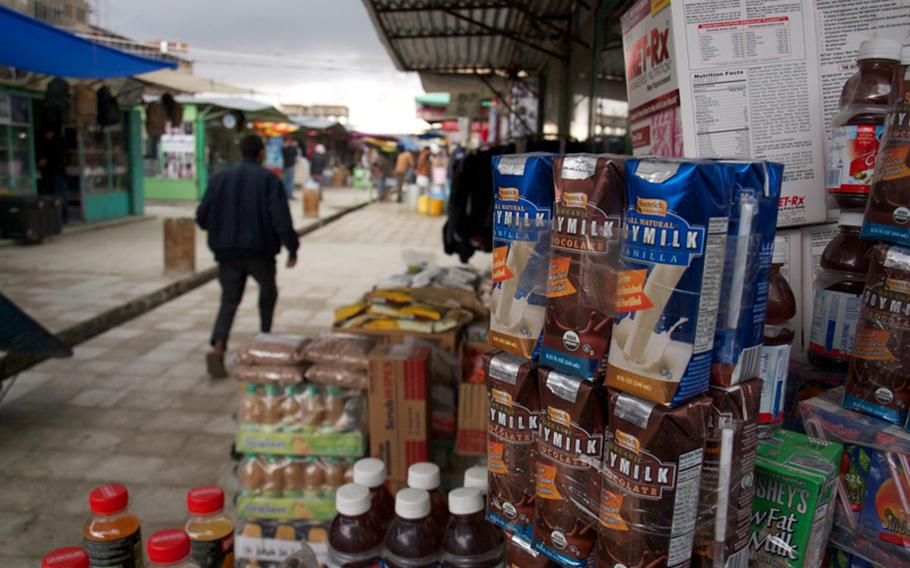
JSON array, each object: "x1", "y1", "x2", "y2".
[
  {"x1": 415, "y1": 146, "x2": 432, "y2": 196},
  {"x1": 393, "y1": 146, "x2": 414, "y2": 203},
  {"x1": 196, "y1": 134, "x2": 299, "y2": 378},
  {"x1": 310, "y1": 143, "x2": 328, "y2": 188},
  {"x1": 281, "y1": 138, "x2": 299, "y2": 200}
]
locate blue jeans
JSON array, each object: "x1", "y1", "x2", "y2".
[{"x1": 282, "y1": 167, "x2": 295, "y2": 199}]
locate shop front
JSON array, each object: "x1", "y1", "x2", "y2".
[
  {"x1": 1, "y1": 84, "x2": 145, "y2": 224},
  {"x1": 143, "y1": 97, "x2": 288, "y2": 202}
]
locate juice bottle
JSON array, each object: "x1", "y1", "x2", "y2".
[
  {"x1": 352, "y1": 458, "x2": 394, "y2": 530},
  {"x1": 327, "y1": 483, "x2": 383, "y2": 567},
  {"x1": 42, "y1": 547, "x2": 90, "y2": 568},
  {"x1": 262, "y1": 455, "x2": 284, "y2": 497},
  {"x1": 303, "y1": 457, "x2": 326, "y2": 494},
  {"x1": 440, "y1": 488, "x2": 503, "y2": 568},
  {"x1": 240, "y1": 454, "x2": 263, "y2": 496},
  {"x1": 301, "y1": 384, "x2": 324, "y2": 427},
  {"x1": 462, "y1": 466, "x2": 487, "y2": 497},
  {"x1": 759, "y1": 238, "x2": 797, "y2": 437},
  {"x1": 324, "y1": 385, "x2": 345, "y2": 426},
  {"x1": 283, "y1": 457, "x2": 305, "y2": 498},
  {"x1": 83, "y1": 483, "x2": 143, "y2": 568},
  {"x1": 147, "y1": 530, "x2": 199, "y2": 568},
  {"x1": 279, "y1": 385, "x2": 302, "y2": 427},
  {"x1": 828, "y1": 38, "x2": 903, "y2": 210},
  {"x1": 808, "y1": 211, "x2": 874, "y2": 371},
  {"x1": 891, "y1": 46, "x2": 910, "y2": 104},
  {"x1": 383, "y1": 488, "x2": 441, "y2": 568},
  {"x1": 407, "y1": 462, "x2": 448, "y2": 533},
  {"x1": 324, "y1": 457, "x2": 345, "y2": 491},
  {"x1": 239, "y1": 384, "x2": 263, "y2": 426},
  {"x1": 261, "y1": 384, "x2": 284, "y2": 430},
  {"x1": 184, "y1": 486, "x2": 235, "y2": 568}
]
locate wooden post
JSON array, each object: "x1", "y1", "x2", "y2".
[{"x1": 164, "y1": 218, "x2": 196, "y2": 273}]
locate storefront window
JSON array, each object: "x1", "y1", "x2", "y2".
[
  {"x1": 67, "y1": 117, "x2": 132, "y2": 195},
  {"x1": 0, "y1": 93, "x2": 35, "y2": 196}
]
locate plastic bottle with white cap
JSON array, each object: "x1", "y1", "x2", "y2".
[
  {"x1": 382, "y1": 488, "x2": 441, "y2": 568},
  {"x1": 353, "y1": 458, "x2": 395, "y2": 529},
  {"x1": 328, "y1": 483, "x2": 383, "y2": 567},
  {"x1": 407, "y1": 462, "x2": 448, "y2": 533},
  {"x1": 440, "y1": 488, "x2": 503, "y2": 567},
  {"x1": 759, "y1": 237, "x2": 797, "y2": 437},
  {"x1": 828, "y1": 37, "x2": 904, "y2": 210},
  {"x1": 463, "y1": 466, "x2": 488, "y2": 497},
  {"x1": 808, "y1": 210, "x2": 875, "y2": 371}
]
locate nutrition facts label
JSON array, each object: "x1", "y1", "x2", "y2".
[
  {"x1": 693, "y1": 217, "x2": 728, "y2": 353},
  {"x1": 667, "y1": 448, "x2": 704, "y2": 567}
]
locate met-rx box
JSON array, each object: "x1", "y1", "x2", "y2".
[
  {"x1": 606, "y1": 159, "x2": 732, "y2": 407},
  {"x1": 491, "y1": 153, "x2": 555, "y2": 359},
  {"x1": 712, "y1": 161, "x2": 783, "y2": 387},
  {"x1": 750, "y1": 430, "x2": 843, "y2": 568}
]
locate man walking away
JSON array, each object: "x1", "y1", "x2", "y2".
[
  {"x1": 393, "y1": 147, "x2": 414, "y2": 203},
  {"x1": 281, "y1": 139, "x2": 298, "y2": 200},
  {"x1": 197, "y1": 135, "x2": 299, "y2": 378},
  {"x1": 310, "y1": 144, "x2": 328, "y2": 188}
]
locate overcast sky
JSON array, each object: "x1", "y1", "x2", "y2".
[{"x1": 98, "y1": 0, "x2": 427, "y2": 132}]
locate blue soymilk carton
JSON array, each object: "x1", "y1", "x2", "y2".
[{"x1": 606, "y1": 158, "x2": 733, "y2": 407}]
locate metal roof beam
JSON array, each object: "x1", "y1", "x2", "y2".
[
  {"x1": 373, "y1": 2, "x2": 510, "y2": 13},
  {"x1": 388, "y1": 31, "x2": 502, "y2": 39},
  {"x1": 442, "y1": 8, "x2": 567, "y2": 61},
  {"x1": 502, "y1": 0, "x2": 590, "y2": 49}
]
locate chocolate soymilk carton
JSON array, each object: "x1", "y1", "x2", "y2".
[{"x1": 750, "y1": 430, "x2": 843, "y2": 568}]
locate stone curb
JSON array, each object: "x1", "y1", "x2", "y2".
[{"x1": 0, "y1": 200, "x2": 372, "y2": 380}]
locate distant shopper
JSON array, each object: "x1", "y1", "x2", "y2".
[
  {"x1": 415, "y1": 147, "x2": 431, "y2": 195},
  {"x1": 310, "y1": 144, "x2": 328, "y2": 187},
  {"x1": 281, "y1": 139, "x2": 299, "y2": 200},
  {"x1": 37, "y1": 127, "x2": 68, "y2": 220},
  {"x1": 196, "y1": 134, "x2": 299, "y2": 378},
  {"x1": 394, "y1": 148, "x2": 415, "y2": 203}
]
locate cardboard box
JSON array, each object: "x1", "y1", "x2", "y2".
[
  {"x1": 368, "y1": 344, "x2": 430, "y2": 485},
  {"x1": 621, "y1": 0, "x2": 827, "y2": 226},
  {"x1": 455, "y1": 382, "x2": 487, "y2": 456}
]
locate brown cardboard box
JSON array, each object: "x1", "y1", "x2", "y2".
[
  {"x1": 455, "y1": 382, "x2": 487, "y2": 456},
  {"x1": 164, "y1": 218, "x2": 195, "y2": 273},
  {"x1": 368, "y1": 344, "x2": 430, "y2": 485}
]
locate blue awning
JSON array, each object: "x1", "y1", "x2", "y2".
[{"x1": 0, "y1": 5, "x2": 175, "y2": 79}]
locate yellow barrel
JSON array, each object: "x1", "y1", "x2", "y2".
[
  {"x1": 418, "y1": 195, "x2": 430, "y2": 215},
  {"x1": 428, "y1": 198, "x2": 445, "y2": 217}
]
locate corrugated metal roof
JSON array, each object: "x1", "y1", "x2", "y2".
[{"x1": 363, "y1": 0, "x2": 587, "y2": 75}]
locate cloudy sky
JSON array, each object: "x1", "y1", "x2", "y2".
[{"x1": 99, "y1": 0, "x2": 428, "y2": 132}]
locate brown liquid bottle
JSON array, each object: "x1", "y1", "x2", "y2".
[
  {"x1": 147, "y1": 529, "x2": 198, "y2": 568},
  {"x1": 353, "y1": 458, "x2": 395, "y2": 530},
  {"x1": 327, "y1": 483, "x2": 383, "y2": 568},
  {"x1": 462, "y1": 466, "x2": 488, "y2": 500},
  {"x1": 828, "y1": 38, "x2": 903, "y2": 210},
  {"x1": 808, "y1": 211, "x2": 874, "y2": 371},
  {"x1": 759, "y1": 238, "x2": 797, "y2": 437},
  {"x1": 383, "y1": 488, "x2": 441, "y2": 568},
  {"x1": 83, "y1": 484, "x2": 143, "y2": 568},
  {"x1": 407, "y1": 462, "x2": 448, "y2": 536},
  {"x1": 440, "y1": 488, "x2": 503, "y2": 568},
  {"x1": 184, "y1": 485, "x2": 234, "y2": 568}
]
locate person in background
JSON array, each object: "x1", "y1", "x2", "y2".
[
  {"x1": 372, "y1": 147, "x2": 392, "y2": 201},
  {"x1": 430, "y1": 144, "x2": 448, "y2": 198},
  {"x1": 281, "y1": 138, "x2": 299, "y2": 200},
  {"x1": 310, "y1": 143, "x2": 328, "y2": 188},
  {"x1": 415, "y1": 147, "x2": 431, "y2": 196},
  {"x1": 36, "y1": 126, "x2": 68, "y2": 221},
  {"x1": 393, "y1": 146, "x2": 415, "y2": 203},
  {"x1": 196, "y1": 134, "x2": 299, "y2": 378}
]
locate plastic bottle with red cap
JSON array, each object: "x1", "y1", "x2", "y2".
[
  {"x1": 147, "y1": 529, "x2": 199, "y2": 568},
  {"x1": 184, "y1": 485, "x2": 235, "y2": 568},
  {"x1": 42, "y1": 547, "x2": 90, "y2": 568},
  {"x1": 83, "y1": 483, "x2": 143, "y2": 568}
]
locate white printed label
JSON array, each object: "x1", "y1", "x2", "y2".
[
  {"x1": 667, "y1": 448, "x2": 703, "y2": 567},
  {"x1": 808, "y1": 289, "x2": 861, "y2": 361},
  {"x1": 759, "y1": 343, "x2": 791, "y2": 424},
  {"x1": 694, "y1": 218, "x2": 729, "y2": 353}
]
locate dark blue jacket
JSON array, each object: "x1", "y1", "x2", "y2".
[{"x1": 196, "y1": 159, "x2": 299, "y2": 261}]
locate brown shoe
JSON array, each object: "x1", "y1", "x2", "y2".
[{"x1": 206, "y1": 351, "x2": 228, "y2": 379}]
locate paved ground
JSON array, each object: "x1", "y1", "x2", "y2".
[
  {"x1": 0, "y1": 200, "x2": 487, "y2": 565},
  {"x1": 0, "y1": 186, "x2": 367, "y2": 335}
]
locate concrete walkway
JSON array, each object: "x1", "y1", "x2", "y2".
[
  {"x1": 0, "y1": 201, "x2": 488, "y2": 566},
  {"x1": 0, "y1": 187, "x2": 367, "y2": 335}
]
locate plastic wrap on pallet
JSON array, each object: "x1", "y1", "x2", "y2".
[
  {"x1": 304, "y1": 364, "x2": 368, "y2": 390},
  {"x1": 235, "y1": 364, "x2": 307, "y2": 386},
  {"x1": 234, "y1": 333, "x2": 310, "y2": 366},
  {"x1": 302, "y1": 333, "x2": 376, "y2": 370}
]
